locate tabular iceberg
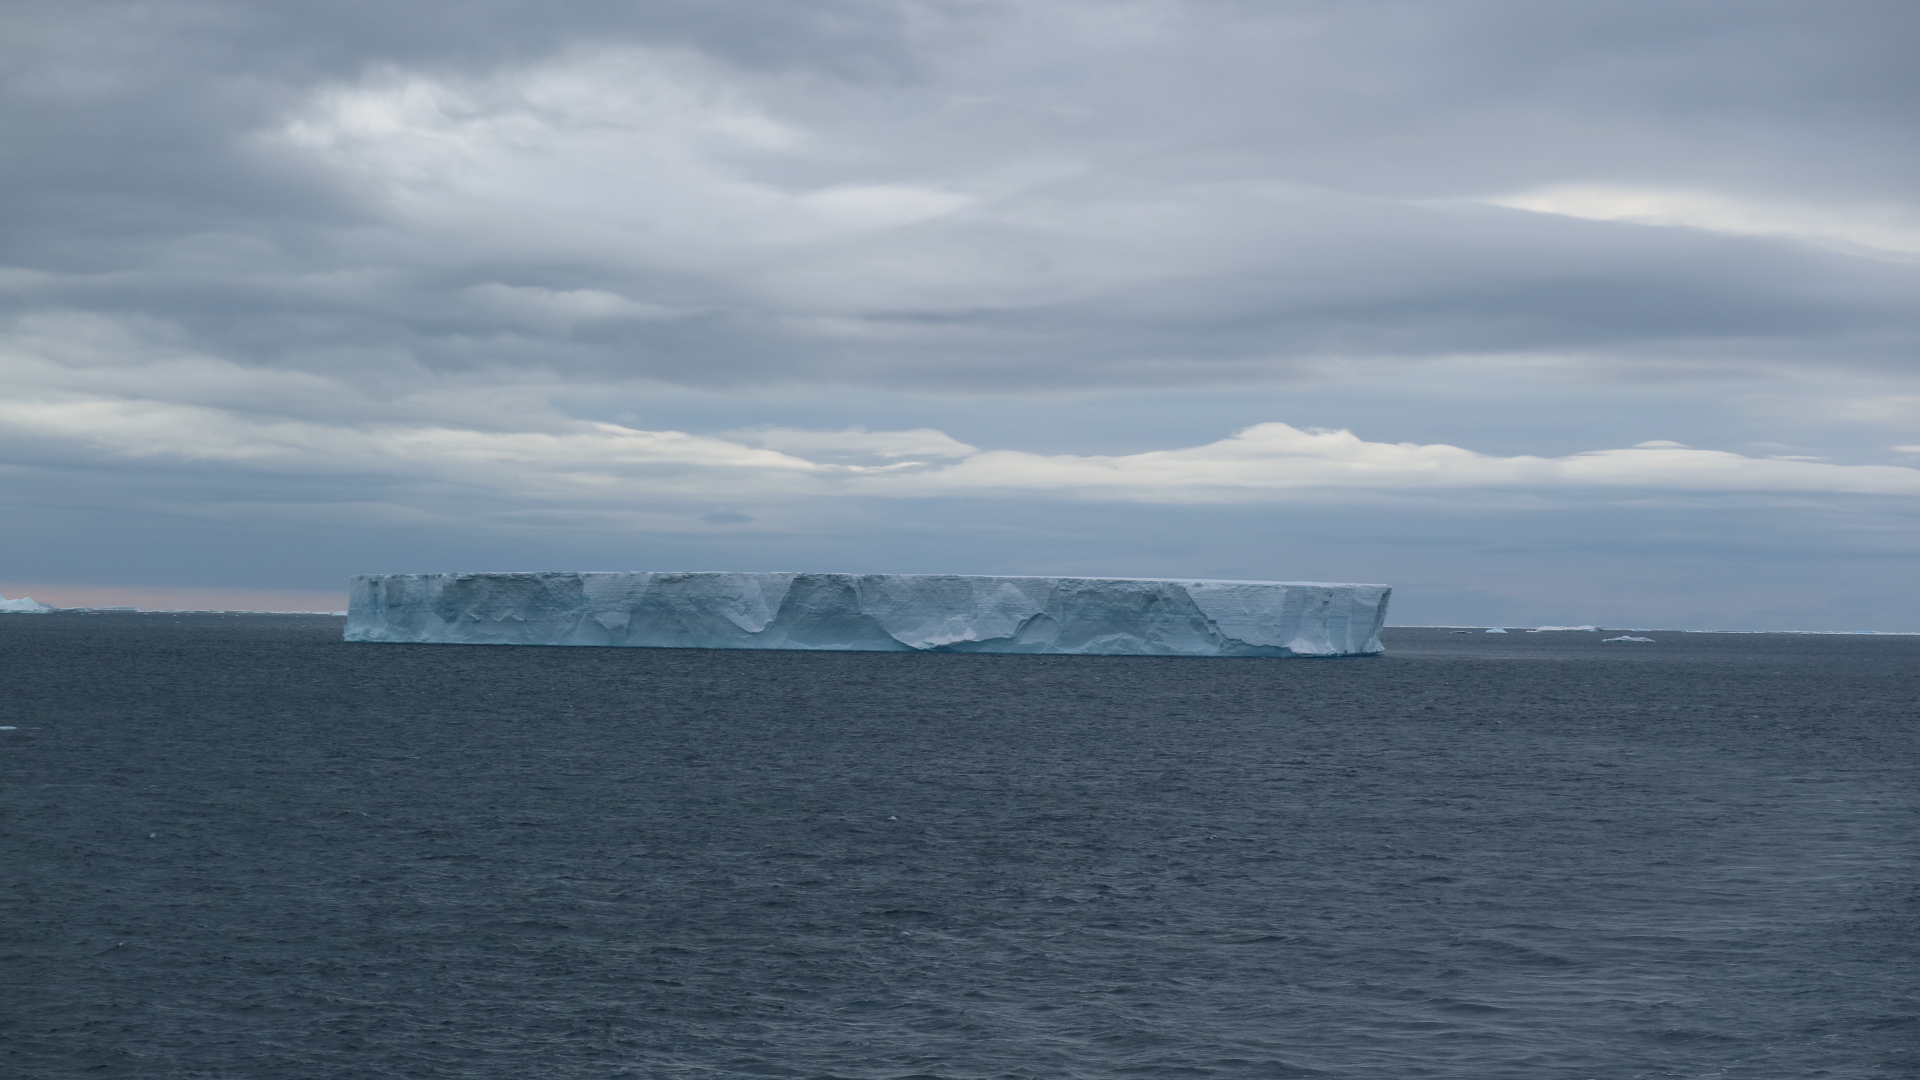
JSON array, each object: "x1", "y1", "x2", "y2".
[{"x1": 346, "y1": 572, "x2": 1391, "y2": 657}]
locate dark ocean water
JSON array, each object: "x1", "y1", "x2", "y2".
[{"x1": 2, "y1": 615, "x2": 1915, "y2": 1079}]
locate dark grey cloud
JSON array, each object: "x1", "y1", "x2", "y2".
[
  {"x1": 7, "y1": 175, "x2": 1916, "y2": 396},
  {"x1": 6, "y1": 0, "x2": 920, "y2": 81},
  {"x1": 1175, "y1": 0, "x2": 1920, "y2": 200},
  {"x1": 6, "y1": 0, "x2": 1918, "y2": 392}
]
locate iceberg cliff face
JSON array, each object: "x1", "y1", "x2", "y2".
[{"x1": 345, "y1": 572, "x2": 1391, "y2": 657}]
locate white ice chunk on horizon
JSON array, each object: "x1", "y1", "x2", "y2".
[
  {"x1": 1603, "y1": 635, "x2": 1656, "y2": 643},
  {"x1": 345, "y1": 572, "x2": 1392, "y2": 657},
  {"x1": 1485, "y1": 627, "x2": 1508, "y2": 634},
  {"x1": 1529, "y1": 625, "x2": 1599, "y2": 632},
  {"x1": 0, "y1": 594, "x2": 54, "y2": 613}
]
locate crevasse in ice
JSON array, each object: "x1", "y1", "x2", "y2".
[{"x1": 345, "y1": 572, "x2": 1391, "y2": 657}]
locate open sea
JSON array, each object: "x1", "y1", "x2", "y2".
[{"x1": 2, "y1": 613, "x2": 1915, "y2": 1079}]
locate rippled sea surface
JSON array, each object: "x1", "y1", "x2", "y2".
[{"x1": 3, "y1": 614, "x2": 1916, "y2": 1079}]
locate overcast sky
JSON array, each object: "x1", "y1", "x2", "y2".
[{"x1": 3, "y1": 0, "x2": 1917, "y2": 628}]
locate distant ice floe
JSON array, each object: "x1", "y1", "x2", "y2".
[
  {"x1": 1602, "y1": 635, "x2": 1656, "y2": 643},
  {"x1": 1404, "y1": 623, "x2": 1915, "y2": 635},
  {"x1": 0, "y1": 594, "x2": 54, "y2": 613}
]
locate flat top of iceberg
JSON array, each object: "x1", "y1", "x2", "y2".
[{"x1": 373, "y1": 571, "x2": 1391, "y2": 589}]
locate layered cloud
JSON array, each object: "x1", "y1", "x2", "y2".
[
  {"x1": 865, "y1": 427, "x2": 1920, "y2": 502},
  {"x1": 1482, "y1": 186, "x2": 1920, "y2": 259},
  {"x1": 6, "y1": 355, "x2": 1915, "y2": 509}
]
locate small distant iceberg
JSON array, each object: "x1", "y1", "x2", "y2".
[
  {"x1": 1603, "y1": 635, "x2": 1656, "y2": 643},
  {"x1": 0, "y1": 594, "x2": 54, "y2": 614},
  {"x1": 1484, "y1": 627, "x2": 1508, "y2": 634}
]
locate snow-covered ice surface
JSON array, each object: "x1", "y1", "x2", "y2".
[
  {"x1": 346, "y1": 573, "x2": 1392, "y2": 657},
  {"x1": 0, "y1": 594, "x2": 54, "y2": 613}
]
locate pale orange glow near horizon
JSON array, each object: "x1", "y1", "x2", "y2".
[{"x1": 0, "y1": 583, "x2": 347, "y2": 613}]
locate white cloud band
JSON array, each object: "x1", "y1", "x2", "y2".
[{"x1": 5, "y1": 387, "x2": 1915, "y2": 507}]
